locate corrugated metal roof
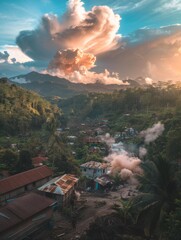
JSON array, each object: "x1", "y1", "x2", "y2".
[
  {"x1": 38, "y1": 174, "x2": 78, "y2": 195},
  {"x1": 0, "y1": 166, "x2": 53, "y2": 195},
  {"x1": 80, "y1": 161, "x2": 108, "y2": 169},
  {"x1": 0, "y1": 192, "x2": 55, "y2": 232}
]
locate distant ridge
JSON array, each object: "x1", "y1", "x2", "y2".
[{"x1": 10, "y1": 71, "x2": 149, "y2": 98}]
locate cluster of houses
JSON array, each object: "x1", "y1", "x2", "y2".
[
  {"x1": 80, "y1": 161, "x2": 112, "y2": 191},
  {"x1": 0, "y1": 166, "x2": 78, "y2": 239},
  {"x1": 0, "y1": 159, "x2": 112, "y2": 239},
  {"x1": 0, "y1": 118, "x2": 138, "y2": 239}
]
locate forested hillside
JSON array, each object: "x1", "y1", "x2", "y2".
[
  {"x1": 0, "y1": 78, "x2": 61, "y2": 135},
  {"x1": 60, "y1": 86, "x2": 181, "y2": 164}
]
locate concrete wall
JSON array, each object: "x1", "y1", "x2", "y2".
[{"x1": 81, "y1": 167, "x2": 107, "y2": 179}]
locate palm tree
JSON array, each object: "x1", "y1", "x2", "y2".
[
  {"x1": 133, "y1": 158, "x2": 178, "y2": 239},
  {"x1": 112, "y1": 199, "x2": 135, "y2": 225}
]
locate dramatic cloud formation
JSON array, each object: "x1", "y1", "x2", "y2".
[
  {"x1": 8, "y1": 0, "x2": 181, "y2": 82},
  {"x1": 98, "y1": 25, "x2": 181, "y2": 82},
  {"x1": 140, "y1": 122, "x2": 165, "y2": 144},
  {"x1": 16, "y1": 0, "x2": 121, "y2": 60},
  {"x1": 48, "y1": 48, "x2": 96, "y2": 74},
  {"x1": 47, "y1": 48, "x2": 127, "y2": 84}
]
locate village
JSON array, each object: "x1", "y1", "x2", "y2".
[{"x1": 0, "y1": 118, "x2": 139, "y2": 240}]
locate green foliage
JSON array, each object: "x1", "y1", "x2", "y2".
[
  {"x1": 133, "y1": 158, "x2": 178, "y2": 238},
  {"x1": 163, "y1": 199, "x2": 181, "y2": 240},
  {"x1": 16, "y1": 149, "x2": 33, "y2": 173},
  {"x1": 47, "y1": 134, "x2": 79, "y2": 175},
  {"x1": 0, "y1": 79, "x2": 61, "y2": 135},
  {"x1": 0, "y1": 149, "x2": 18, "y2": 173},
  {"x1": 113, "y1": 199, "x2": 135, "y2": 225}
]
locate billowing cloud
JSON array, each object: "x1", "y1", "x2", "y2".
[
  {"x1": 16, "y1": 0, "x2": 121, "y2": 60},
  {"x1": 46, "y1": 48, "x2": 128, "y2": 85},
  {"x1": 48, "y1": 48, "x2": 96, "y2": 74},
  {"x1": 14, "y1": 0, "x2": 181, "y2": 83}
]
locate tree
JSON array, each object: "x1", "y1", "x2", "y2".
[
  {"x1": 16, "y1": 149, "x2": 33, "y2": 172},
  {"x1": 0, "y1": 149, "x2": 18, "y2": 173},
  {"x1": 163, "y1": 199, "x2": 181, "y2": 240},
  {"x1": 133, "y1": 158, "x2": 178, "y2": 239}
]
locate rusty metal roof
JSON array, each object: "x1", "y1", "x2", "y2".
[
  {"x1": 0, "y1": 166, "x2": 53, "y2": 195},
  {"x1": 80, "y1": 161, "x2": 109, "y2": 169},
  {"x1": 0, "y1": 192, "x2": 55, "y2": 233},
  {"x1": 38, "y1": 174, "x2": 78, "y2": 195}
]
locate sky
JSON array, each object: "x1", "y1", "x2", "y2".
[{"x1": 0, "y1": 0, "x2": 181, "y2": 82}]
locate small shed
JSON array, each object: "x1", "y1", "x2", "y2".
[
  {"x1": 38, "y1": 174, "x2": 79, "y2": 207},
  {"x1": 94, "y1": 174, "x2": 113, "y2": 190}
]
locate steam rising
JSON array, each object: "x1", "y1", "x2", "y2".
[
  {"x1": 100, "y1": 133, "x2": 115, "y2": 147},
  {"x1": 139, "y1": 147, "x2": 147, "y2": 158},
  {"x1": 140, "y1": 122, "x2": 164, "y2": 144}
]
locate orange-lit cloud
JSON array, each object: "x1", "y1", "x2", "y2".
[
  {"x1": 46, "y1": 48, "x2": 127, "y2": 85},
  {"x1": 48, "y1": 48, "x2": 96, "y2": 74},
  {"x1": 16, "y1": 0, "x2": 121, "y2": 60},
  {"x1": 98, "y1": 26, "x2": 181, "y2": 82}
]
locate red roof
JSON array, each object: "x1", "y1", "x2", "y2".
[
  {"x1": 0, "y1": 166, "x2": 52, "y2": 195},
  {"x1": 32, "y1": 156, "x2": 48, "y2": 167},
  {"x1": 0, "y1": 192, "x2": 55, "y2": 232}
]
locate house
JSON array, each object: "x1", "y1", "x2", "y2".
[
  {"x1": 0, "y1": 192, "x2": 56, "y2": 240},
  {"x1": 0, "y1": 166, "x2": 53, "y2": 205},
  {"x1": 94, "y1": 174, "x2": 113, "y2": 191},
  {"x1": 80, "y1": 161, "x2": 109, "y2": 179},
  {"x1": 38, "y1": 174, "x2": 79, "y2": 207},
  {"x1": 32, "y1": 156, "x2": 48, "y2": 168}
]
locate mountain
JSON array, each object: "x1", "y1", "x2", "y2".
[
  {"x1": 0, "y1": 78, "x2": 61, "y2": 135},
  {"x1": 10, "y1": 72, "x2": 146, "y2": 98}
]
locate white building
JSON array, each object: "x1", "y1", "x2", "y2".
[{"x1": 80, "y1": 161, "x2": 109, "y2": 179}]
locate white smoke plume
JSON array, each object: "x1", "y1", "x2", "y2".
[
  {"x1": 140, "y1": 122, "x2": 165, "y2": 144},
  {"x1": 46, "y1": 48, "x2": 127, "y2": 85},
  {"x1": 139, "y1": 147, "x2": 147, "y2": 158},
  {"x1": 100, "y1": 133, "x2": 115, "y2": 147},
  {"x1": 16, "y1": 0, "x2": 121, "y2": 60}
]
